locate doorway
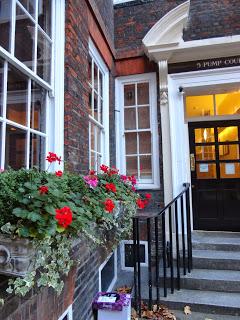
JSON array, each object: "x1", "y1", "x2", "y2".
[{"x1": 189, "y1": 120, "x2": 240, "y2": 231}]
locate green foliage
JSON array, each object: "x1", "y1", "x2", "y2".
[{"x1": 0, "y1": 168, "x2": 139, "y2": 299}]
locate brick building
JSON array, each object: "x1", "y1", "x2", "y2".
[{"x1": 0, "y1": 0, "x2": 240, "y2": 319}]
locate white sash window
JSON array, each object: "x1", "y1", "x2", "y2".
[
  {"x1": 0, "y1": 0, "x2": 65, "y2": 171},
  {"x1": 116, "y1": 73, "x2": 160, "y2": 189},
  {"x1": 88, "y1": 40, "x2": 109, "y2": 171}
]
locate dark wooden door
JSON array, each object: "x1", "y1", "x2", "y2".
[{"x1": 189, "y1": 120, "x2": 240, "y2": 231}]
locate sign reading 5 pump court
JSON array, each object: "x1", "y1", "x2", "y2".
[{"x1": 168, "y1": 56, "x2": 240, "y2": 74}]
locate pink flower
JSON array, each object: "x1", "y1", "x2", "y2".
[{"x1": 84, "y1": 175, "x2": 98, "y2": 188}]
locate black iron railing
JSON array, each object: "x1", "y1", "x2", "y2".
[{"x1": 133, "y1": 183, "x2": 192, "y2": 317}]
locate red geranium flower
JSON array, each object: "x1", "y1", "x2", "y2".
[
  {"x1": 55, "y1": 206, "x2": 73, "y2": 228},
  {"x1": 89, "y1": 170, "x2": 96, "y2": 175},
  {"x1": 39, "y1": 185, "x2": 48, "y2": 194},
  {"x1": 46, "y1": 152, "x2": 61, "y2": 164},
  {"x1": 104, "y1": 199, "x2": 115, "y2": 213},
  {"x1": 145, "y1": 193, "x2": 152, "y2": 199},
  {"x1": 120, "y1": 175, "x2": 127, "y2": 182},
  {"x1": 55, "y1": 170, "x2": 63, "y2": 177},
  {"x1": 136, "y1": 199, "x2": 145, "y2": 209},
  {"x1": 100, "y1": 164, "x2": 109, "y2": 173},
  {"x1": 105, "y1": 183, "x2": 117, "y2": 193},
  {"x1": 109, "y1": 167, "x2": 119, "y2": 176}
]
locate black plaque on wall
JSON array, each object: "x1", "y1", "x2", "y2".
[{"x1": 168, "y1": 56, "x2": 240, "y2": 74}]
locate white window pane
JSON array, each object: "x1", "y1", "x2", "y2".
[
  {"x1": 88, "y1": 89, "x2": 93, "y2": 115},
  {"x1": 38, "y1": 0, "x2": 51, "y2": 36},
  {"x1": 5, "y1": 125, "x2": 27, "y2": 169},
  {"x1": 0, "y1": 0, "x2": 11, "y2": 51},
  {"x1": 99, "y1": 72, "x2": 103, "y2": 97},
  {"x1": 91, "y1": 123, "x2": 101, "y2": 153},
  {"x1": 94, "y1": 92, "x2": 98, "y2": 119},
  {"x1": 30, "y1": 133, "x2": 45, "y2": 169},
  {"x1": 99, "y1": 98, "x2": 103, "y2": 124},
  {"x1": 7, "y1": 65, "x2": 28, "y2": 126},
  {"x1": 18, "y1": 0, "x2": 36, "y2": 16},
  {"x1": 0, "y1": 122, "x2": 2, "y2": 165},
  {"x1": 139, "y1": 132, "x2": 151, "y2": 154},
  {"x1": 88, "y1": 55, "x2": 92, "y2": 86},
  {"x1": 140, "y1": 155, "x2": 152, "y2": 179},
  {"x1": 126, "y1": 156, "x2": 138, "y2": 177},
  {"x1": 94, "y1": 63, "x2": 98, "y2": 92},
  {"x1": 37, "y1": 29, "x2": 51, "y2": 83},
  {"x1": 138, "y1": 106, "x2": 150, "y2": 129},
  {"x1": 124, "y1": 108, "x2": 136, "y2": 130},
  {"x1": 0, "y1": 58, "x2": 4, "y2": 116},
  {"x1": 124, "y1": 84, "x2": 135, "y2": 106},
  {"x1": 125, "y1": 132, "x2": 137, "y2": 154},
  {"x1": 15, "y1": 5, "x2": 35, "y2": 70},
  {"x1": 137, "y1": 82, "x2": 149, "y2": 105},
  {"x1": 90, "y1": 151, "x2": 101, "y2": 172},
  {"x1": 31, "y1": 81, "x2": 46, "y2": 132}
]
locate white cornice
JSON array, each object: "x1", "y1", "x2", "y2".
[
  {"x1": 143, "y1": 1, "x2": 190, "y2": 48},
  {"x1": 143, "y1": 0, "x2": 240, "y2": 63}
]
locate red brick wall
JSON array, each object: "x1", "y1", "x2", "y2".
[
  {"x1": 64, "y1": 0, "x2": 115, "y2": 173},
  {"x1": 114, "y1": 0, "x2": 240, "y2": 58},
  {"x1": 0, "y1": 266, "x2": 77, "y2": 320},
  {"x1": 114, "y1": 0, "x2": 185, "y2": 57},
  {"x1": 184, "y1": 0, "x2": 240, "y2": 41}
]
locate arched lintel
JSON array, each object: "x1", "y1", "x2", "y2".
[{"x1": 143, "y1": 1, "x2": 190, "y2": 48}]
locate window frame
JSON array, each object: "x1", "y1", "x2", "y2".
[
  {"x1": 88, "y1": 39, "x2": 109, "y2": 171},
  {"x1": 115, "y1": 73, "x2": 160, "y2": 189},
  {"x1": 58, "y1": 305, "x2": 73, "y2": 320},
  {"x1": 120, "y1": 240, "x2": 148, "y2": 271},
  {"x1": 98, "y1": 250, "x2": 117, "y2": 292},
  {"x1": 0, "y1": 0, "x2": 65, "y2": 171}
]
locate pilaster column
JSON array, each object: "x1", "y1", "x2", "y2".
[{"x1": 158, "y1": 60, "x2": 173, "y2": 204}]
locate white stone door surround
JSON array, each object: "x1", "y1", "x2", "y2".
[{"x1": 165, "y1": 66, "x2": 240, "y2": 230}]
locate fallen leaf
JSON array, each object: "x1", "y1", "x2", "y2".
[{"x1": 184, "y1": 305, "x2": 192, "y2": 315}]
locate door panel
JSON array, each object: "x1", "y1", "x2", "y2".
[{"x1": 189, "y1": 120, "x2": 240, "y2": 231}]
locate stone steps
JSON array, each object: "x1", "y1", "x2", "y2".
[
  {"x1": 192, "y1": 249, "x2": 240, "y2": 270},
  {"x1": 147, "y1": 231, "x2": 240, "y2": 316},
  {"x1": 158, "y1": 289, "x2": 240, "y2": 316},
  {"x1": 192, "y1": 231, "x2": 240, "y2": 251}
]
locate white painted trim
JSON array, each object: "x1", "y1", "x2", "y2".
[
  {"x1": 120, "y1": 240, "x2": 148, "y2": 271},
  {"x1": 99, "y1": 250, "x2": 117, "y2": 292},
  {"x1": 58, "y1": 305, "x2": 73, "y2": 320},
  {"x1": 89, "y1": 39, "x2": 110, "y2": 167},
  {"x1": 115, "y1": 72, "x2": 160, "y2": 189},
  {"x1": 50, "y1": 0, "x2": 65, "y2": 171},
  {"x1": 166, "y1": 66, "x2": 240, "y2": 229},
  {"x1": 113, "y1": 0, "x2": 135, "y2": 4}
]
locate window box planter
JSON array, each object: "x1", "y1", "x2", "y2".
[{"x1": 0, "y1": 234, "x2": 35, "y2": 277}]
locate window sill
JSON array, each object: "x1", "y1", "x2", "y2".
[{"x1": 136, "y1": 184, "x2": 160, "y2": 190}]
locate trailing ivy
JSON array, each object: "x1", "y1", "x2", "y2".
[{"x1": 0, "y1": 165, "x2": 149, "y2": 300}]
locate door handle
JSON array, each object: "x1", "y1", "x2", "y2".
[{"x1": 190, "y1": 153, "x2": 195, "y2": 171}]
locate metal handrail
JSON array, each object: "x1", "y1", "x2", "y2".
[{"x1": 132, "y1": 183, "x2": 193, "y2": 317}]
